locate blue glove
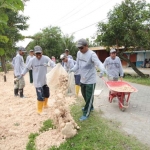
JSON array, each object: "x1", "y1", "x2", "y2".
[{"x1": 99, "y1": 72, "x2": 103, "y2": 78}]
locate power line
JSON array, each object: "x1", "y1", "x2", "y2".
[
  {"x1": 61, "y1": 0, "x2": 112, "y2": 27},
  {"x1": 54, "y1": 0, "x2": 87, "y2": 24},
  {"x1": 57, "y1": 0, "x2": 96, "y2": 24},
  {"x1": 70, "y1": 18, "x2": 107, "y2": 34}
]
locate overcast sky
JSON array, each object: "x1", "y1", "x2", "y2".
[{"x1": 17, "y1": 0, "x2": 150, "y2": 47}]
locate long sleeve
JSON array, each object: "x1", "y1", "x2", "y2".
[
  {"x1": 69, "y1": 59, "x2": 74, "y2": 70},
  {"x1": 64, "y1": 59, "x2": 74, "y2": 72},
  {"x1": 71, "y1": 55, "x2": 79, "y2": 72},
  {"x1": 22, "y1": 59, "x2": 32, "y2": 75},
  {"x1": 119, "y1": 58, "x2": 124, "y2": 77},
  {"x1": 64, "y1": 63, "x2": 67, "y2": 71},
  {"x1": 91, "y1": 53, "x2": 106, "y2": 73},
  {"x1": 26, "y1": 56, "x2": 30, "y2": 65},
  {"x1": 14, "y1": 56, "x2": 21, "y2": 76},
  {"x1": 103, "y1": 58, "x2": 107, "y2": 69},
  {"x1": 48, "y1": 59, "x2": 56, "y2": 68}
]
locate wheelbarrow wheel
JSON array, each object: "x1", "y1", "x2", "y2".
[
  {"x1": 119, "y1": 97, "x2": 126, "y2": 112},
  {"x1": 108, "y1": 91, "x2": 112, "y2": 103},
  {"x1": 120, "y1": 107, "x2": 126, "y2": 112}
]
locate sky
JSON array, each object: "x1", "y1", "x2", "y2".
[{"x1": 17, "y1": 0, "x2": 150, "y2": 47}]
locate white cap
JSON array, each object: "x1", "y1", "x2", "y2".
[
  {"x1": 34, "y1": 46, "x2": 42, "y2": 53},
  {"x1": 60, "y1": 53, "x2": 66, "y2": 60},
  {"x1": 110, "y1": 49, "x2": 116, "y2": 53}
]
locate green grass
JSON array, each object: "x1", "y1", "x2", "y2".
[
  {"x1": 49, "y1": 100, "x2": 149, "y2": 150},
  {"x1": 39, "y1": 119, "x2": 54, "y2": 133},
  {"x1": 26, "y1": 119, "x2": 54, "y2": 150},
  {"x1": 26, "y1": 133, "x2": 39, "y2": 150},
  {"x1": 124, "y1": 75, "x2": 150, "y2": 86}
]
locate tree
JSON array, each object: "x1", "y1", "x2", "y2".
[
  {"x1": 0, "y1": 0, "x2": 24, "y2": 52},
  {"x1": 26, "y1": 26, "x2": 63, "y2": 59},
  {"x1": 0, "y1": 12, "x2": 28, "y2": 82},
  {"x1": 61, "y1": 34, "x2": 77, "y2": 58},
  {"x1": 0, "y1": 0, "x2": 25, "y2": 75},
  {"x1": 96, "y1": 0, "x2": 150, "y2": 77}
]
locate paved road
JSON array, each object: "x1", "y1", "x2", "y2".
[
  {"x1": 123, "y1": 67, "x2": 150, "y2": 75},
  {"x1": 94, "y1": 76, "x2": 150, "y2": 147},
  {"x1": 47, "y1": 66, "x2": 150, "y2": 146}
]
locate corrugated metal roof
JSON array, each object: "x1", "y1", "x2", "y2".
[
  {"x1": 89, "y1": 46, "x2": 150, "y2": 53},
  {"x1": 124, "y1": 50, "x2": 150, "y2": 53},
  {"x1": 89, "y1": 47, "x2": 106, "y2": 50},
  {"x1": 89, "y1": 46, "x2": 125, "y2": 51}
]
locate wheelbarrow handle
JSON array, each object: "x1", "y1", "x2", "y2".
[{"x1": 101, "y1": 77, "x2": 106, "y2": 83}]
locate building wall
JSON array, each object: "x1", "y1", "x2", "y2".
[
  {"x1": 129, "y1": 53, "x2": 137, "y2": 66},
  {"x1": 145, "y1": 52, "x2": 150, "y2": 59},
  {"x1": 94, "y1": 50, "x2": 109, "y2": 63},
  {"x1": 93, "y1": 48, "x2": 150, "y2": 67},
  {"x1": 136, "y1": 52, "x2": 150, "y2": 67},
  {"x1": 136, "y1": 53, "x2": 144, "y2": 67}
]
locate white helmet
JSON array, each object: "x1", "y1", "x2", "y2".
[{"x1": 60, "y1": 53, "x2": 66, "y2": 60}]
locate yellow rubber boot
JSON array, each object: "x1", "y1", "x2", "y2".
[
  {"x1": 37, "y1": 101, "x2": 44, "y2": 114},
  {"x1": 43, "y1": 98, "x2": 49, "y2": 108},
  {"x1": 75, "y1": 85, "x2": 80, "y2": 96}
]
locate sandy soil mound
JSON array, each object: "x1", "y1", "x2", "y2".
[{"x1": 0, "y1": 66, "x2": 78, "y2": 150}]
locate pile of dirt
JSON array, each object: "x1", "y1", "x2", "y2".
[
  {"x1": 0, "y1": 71, "x2": 48, "y2": 150},
  {"x1": 36, "y1": 71, "x2": 79, "y2": 150},
  {"x1": 0, "y1": 65, "x2": 78, "y2": 150}
]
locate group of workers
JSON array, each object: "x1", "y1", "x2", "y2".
[{"x1": 13, "y1": 38, "x2": 123, "y2": 121}]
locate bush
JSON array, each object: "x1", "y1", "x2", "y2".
[{"x1": 6, "y1": 63, "x2": 13, "y2": 71}]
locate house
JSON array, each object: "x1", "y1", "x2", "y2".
[
  {"x1": 89, "y1": 47, "x2": 150, "y2": 68},
  {"x1": 124, "y1": 50, "x2": 150, "y2": 67}
]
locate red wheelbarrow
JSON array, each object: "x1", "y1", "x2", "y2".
[{"x1": 102, "y1": 78, "x2": 138, "y2": 111}]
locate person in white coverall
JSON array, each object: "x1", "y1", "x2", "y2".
[
  {"x1": 14, "y1": 47, "x2": 26, "y2": 98},
  {"x1": 103, "y1": 49, "x2": 124, "y2": 81},
  {"x1": 60, "y1": 53, "x2": 81, "y2": 96},
  {"x1": 26, "y1": 49, "x2": 35, "y2": 83},
  {"x1": 60, "y1": 53, "x2": 74, "y2": 72},
  {"x1": 22, "y1": 46, "x2": 55, "y2": 114},
  {"x1": 70, "y1": 39, "x2": 106, "y2": 121}
]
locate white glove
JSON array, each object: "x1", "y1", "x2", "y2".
[
  {"x1": 43, "y1": 63, "x2": 48, "y2": 67},
  {"x1": 68, "y1": 69, "x2": 74, "y2": 73},
  {"x1": 14, "y1": 75, "x2": 22, "y2": 81}
]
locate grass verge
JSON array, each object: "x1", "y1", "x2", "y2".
[
  {"x1": 26, "y1": 119, "x2": 54, "y2": 150},
  {"x1": 49, "y1": 100, "x2": 149, "y2": 150},
  {"x1": 124, "y1": 75, "x2": 150, "y2": 86}
]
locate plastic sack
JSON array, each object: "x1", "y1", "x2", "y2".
[
  {"x1": 46, "y1": 63, "x2": 68, "y2": 90},
  {"x1": 46, "y1": 63, "x2": 75, "y2": 95},
  {"x1": 67, "y1": 72, "x2": 75, "y2": 95}
]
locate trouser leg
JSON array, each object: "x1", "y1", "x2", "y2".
[
  {"x1": 14, "y1": 89, "x2": 19, "y2": 96},
  {"x1": 29, "y1": 70, "x2": 33, "y2": 83},
  {"x1": 19, "y1": 89, "x2": 24, "y2": 97},
  {"x1": 82, "y1": 84, "x2": 96, "y2": 117},
  {"x1": 18, "y1": 77, "x2": 25, "y2": 98},
  {"x1": 81, "y1": 84, "x2": 86, "y2": 102},
  {"x1": 14, "y1": 78, "x2": 19, "y2": 96}
]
